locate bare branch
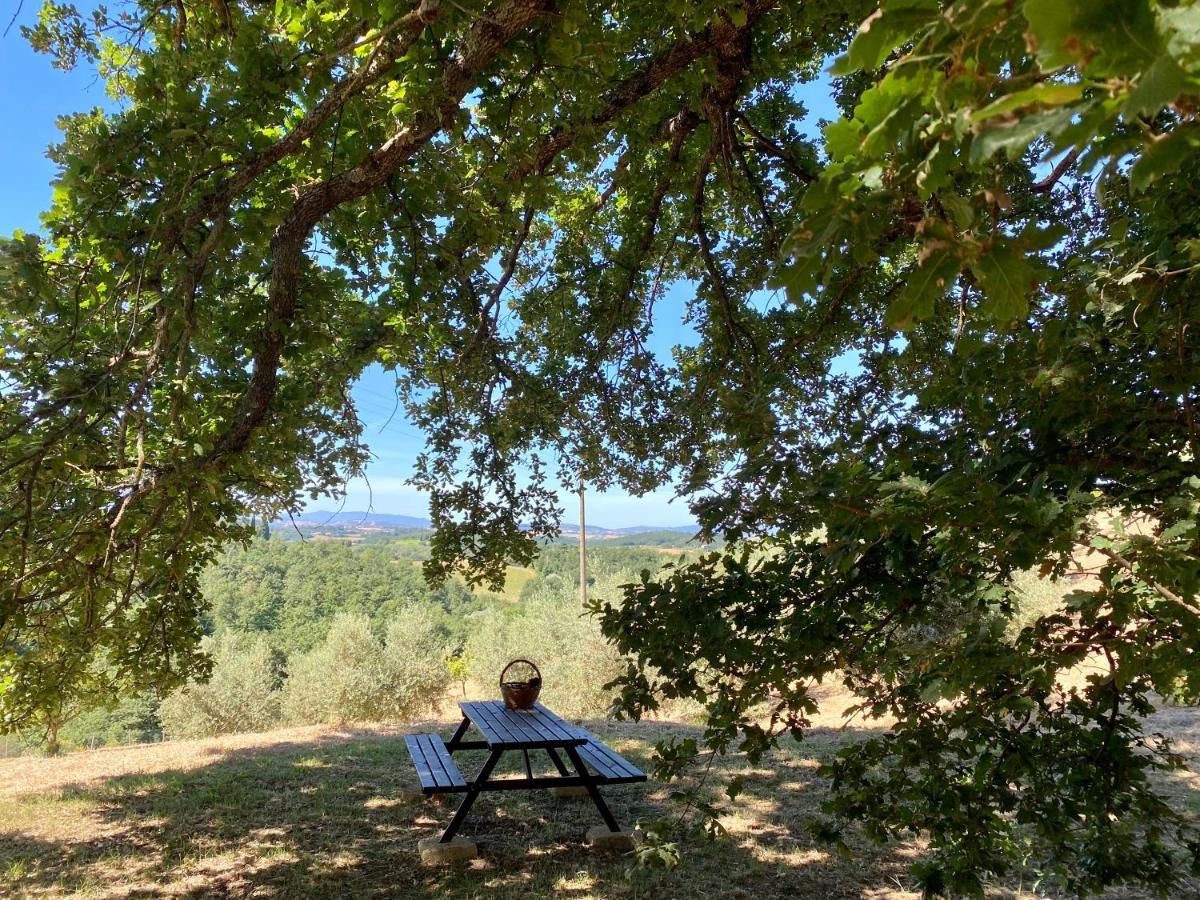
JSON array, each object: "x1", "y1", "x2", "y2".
[{"x1": 1032, "y1": 146, "x2": 1082, "y2": 193}]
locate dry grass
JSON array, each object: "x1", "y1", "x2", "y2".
[
  {"x1": 0, "y1": 725, "x2": 396, "y2": 801},
  {"x1": 0, "y1": 690, "x2": 1196, "y2": 899}
]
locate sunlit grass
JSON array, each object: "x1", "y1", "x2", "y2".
[{"x1": 0, "y1": 713, "x2": 1195, "y2": 899}]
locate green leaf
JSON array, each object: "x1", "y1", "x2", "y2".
[
  {"x1": 971, "y1": 242, "x2": 1035, "y2": 322},
  {"x1": 1025, "y1": 0, "x2": 1161, "y2": 76},
  {"x1": 939, "y1": 193, "x2": 975, "y2": 230},
  {"x1": 972, "y1": 83, "x2": 1085, "y2": 122},
  {"x1": 831, "y1": 2, "x2": 939, "y2": 75},
  {"x1": 1023, "y1": 0, "x2": 1076, "y2": 69},
  {"x1": 1122, "y1": 53, "x2": 1188, "y2": 118},
  {"x1": 885, "y1": 250, "x2": 962, "y2": 330},
  {"x1": 1129, "y1": 122, "x2": 1200, "y2": 191},
  {"x1": 823, "y1": 118, "x2": 864, "y2": 160},
  {"x1": 970, "y1": 107, "x2": 1075, "y2": 164}
]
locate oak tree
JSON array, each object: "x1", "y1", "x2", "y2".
[{"x1": 2, "y1": 0, "x2": 1199, "y2": 894}]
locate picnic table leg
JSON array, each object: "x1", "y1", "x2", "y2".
[
  {"x1": 440, "y1": 748, "x2": 503, "y2": 843},
  {"x1": 446, "y1": 716, "x2": 471, "y2": 751},
  {"x1": 545, "y1": 747, "x2": 570, "y2": 776},
  {"x1": 563, "y1": 744, "x2": 621, "y2": 832}
]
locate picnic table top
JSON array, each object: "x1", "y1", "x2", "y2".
[{"x1": 458, "y1": 700, "x2": 586, "y2": 750}]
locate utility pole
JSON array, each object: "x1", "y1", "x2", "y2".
[{"x1": 578, "y1": 475, "x2": 588, "y2": 608}]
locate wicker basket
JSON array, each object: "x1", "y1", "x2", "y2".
[{"x1": 499, "y1": 658, "x2": 542, "y2": 710}]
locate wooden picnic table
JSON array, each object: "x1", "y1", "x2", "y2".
[{"x1": 405, "y1": 700, "x2": 646, "y2": 845}]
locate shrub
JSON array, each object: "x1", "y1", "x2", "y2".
[
  {"x1": 281, "y1": 607, "x2": 450, "y2": 726},
  {"x1": 1008, "y1": 567, "x2": 1071, "y2": 631},
  {"x1": 159, "y1": 633, "x2": 282, "y2": 739},
  {"x1": 379, "y1": 603, "x2": 454, "y2": 720},
  {"x1": 59, "y1": 694, "x2": 161, "y2": 750},
  {"x1": 467, "y1": 575, "x2": 626, "y2": 719}
]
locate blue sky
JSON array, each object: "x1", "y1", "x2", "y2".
[{"x1": 0, "y1": 15, "x2": 840, "y2": 528}]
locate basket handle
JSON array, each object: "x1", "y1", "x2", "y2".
[{"x1": 500, "y1": 658, "x2": 541, "y2": 686}]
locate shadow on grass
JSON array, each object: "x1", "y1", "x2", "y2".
[{"x1": 4, "y1": 716, "x2": 1138, "y2": 900}]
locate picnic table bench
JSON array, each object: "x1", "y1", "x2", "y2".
[{"x1": 405, "y1": 699, "x2": 646, "y2": 849}]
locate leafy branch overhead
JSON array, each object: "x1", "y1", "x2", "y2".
[
  {"x1": 782, "y1": 0, "x2": 1200, "y2": 329},
  {"x1": 600, "y1": 0, "x2": 1200, "y2": 896},
  {"x1": 2, "y1": 0, "x2": 842, "y2": 724}
]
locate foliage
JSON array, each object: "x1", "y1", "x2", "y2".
[
  {"x1": 160, "y1": 632, "x2": 282, "y2": 739},
  {"x1": 598, "y1": 1, "x2": 1200, "y2": 894},
  {"x1": 0, "y1": 0, "x2": 856, "y2": 733},
  {"x1": 200, "y1": 538, "x2": 482, "y2": 653},
  {"x1": 57, "y1": 693, "x2": 162, "y2": 750},
  {"x1": 280, "y1": 608, "x2": 450, "y2": 725},
  {"x1": 531, "y1": 544, "x2": 676, "y2": 587}
]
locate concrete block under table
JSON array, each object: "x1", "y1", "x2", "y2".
[
  {"x1": 418, "y1": 836, "x2": 478, "y2": 865},
  {"x1": 551, "y1": 785, "x2": 590, "y2": 798},
  {"x1": 585, "y1": 825, "x2": 638, "y2": 851}
]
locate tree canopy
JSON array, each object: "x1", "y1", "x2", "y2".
[
  {"x1": 2, "y1": 0, "x2": 1199, "y2": 894},
  {"x1": 2, "y1": 0, "x2": 852, "y2": 727}
]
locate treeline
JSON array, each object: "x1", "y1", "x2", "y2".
[
  {"x1": 12, "y1": 535, "x2": 693, "y2": 755},
  {"x1": 199, "y1": 537, "x2": 484, "y2": 653}
]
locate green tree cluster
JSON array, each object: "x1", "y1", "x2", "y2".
[
  {"x1": 201, "y1": 538, "x2": 482, "y2": 653},
  {"x1": 468, "y1": 572, "x2": 629, "y2": 718},
  {"x1": 282, "y1": 608, "x2": 450, "y2": 725},
  {"x1": 161, "y1": 606, "x2": 452, "y2": 737}
]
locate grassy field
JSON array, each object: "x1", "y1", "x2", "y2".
[
  {"x1": 443, "y1": 563, "x2": 537, "y2": 603},
  {"x1": 1, "y1": 698, "x2": 1196, "y2": 899}
]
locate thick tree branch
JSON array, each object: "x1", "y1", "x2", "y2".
[
  {"x1": 1031, "y1": 146, "x2": 1082, "y2": 193},
  {"x1": 176, "y1": 1, "x2": 442, "y2": 240},
  {"x1": 734, "y1": 111, "x2": 814, "y2": 183},
  {"x1": 211, "y1": 0, "x2": 554, "y2": 459},
  {"x1": 506, "y1": 0, "x2": 773, "y2": 183}
]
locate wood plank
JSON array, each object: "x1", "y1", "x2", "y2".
[
  {"x1": 576, "y1": 744, "x2": 625, "y2": 780},
  {"x1": 582, "y1": 735, "x2": 643, "y2": 778},
  {"x1": 496, "y1": 707, "x2": 552, "y2": 744},
  {"x1": 525, "y1": 704, "x2": 579, "y2": 742},
  {"x1": 458, "y1": 702, "x2": 494, "y2": 742},
  {"x1": 426, "y1": 736, "x2": 467, "y2": 789},
  {"x1": 405, "y1": 733, "x2": 468, "y2": 792},
  {"x1": 460, "y1": 700, "x2": 583, "y2": 748},
  {"x1": 477, "y1": 703, "x2": 529, "y2": 743},
  {"x1": 405, "y1": 734, "x2": 438, "y2": 790},
  {"x1": 529, "y1": 703, "x2": 580, "y2": 742},
  {"x1": 564, "y1": 726, "x2": 646, "y2": 782},
  {"x1": 462, "y1": 701, "x2": 517, "y2": 745},
  {"x1": 577, "y1": 740, "x2": 645, "y2": 781},
  {"x1": 511, "y1": 704, "x2": 587, "y2": 746},
  {"x1": 475, "y1": 702, "x2": 529, "y2": 746},
  {"x1": 420, "y1": 735, "x2": 455, "y2": 787},
  {"x1": 515, "y1": 707, "x2": 561, "y2": 742},
  {"x1": 417, "y1": 735, "x2": 453, "y2": 786}
]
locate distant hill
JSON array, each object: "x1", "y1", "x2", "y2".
[
  {"x1": 555, "y1": 528, "x2": 716, "y2": 548},
  {"x1": 276, "y1": 511, "x2": 699, "y2": 541},
  {"x1": 280, "y1": 510, "x2": 432, "y2": 530},
  {"x1": 558, "y1": 523, "x2": 698, "y2": 539}
]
